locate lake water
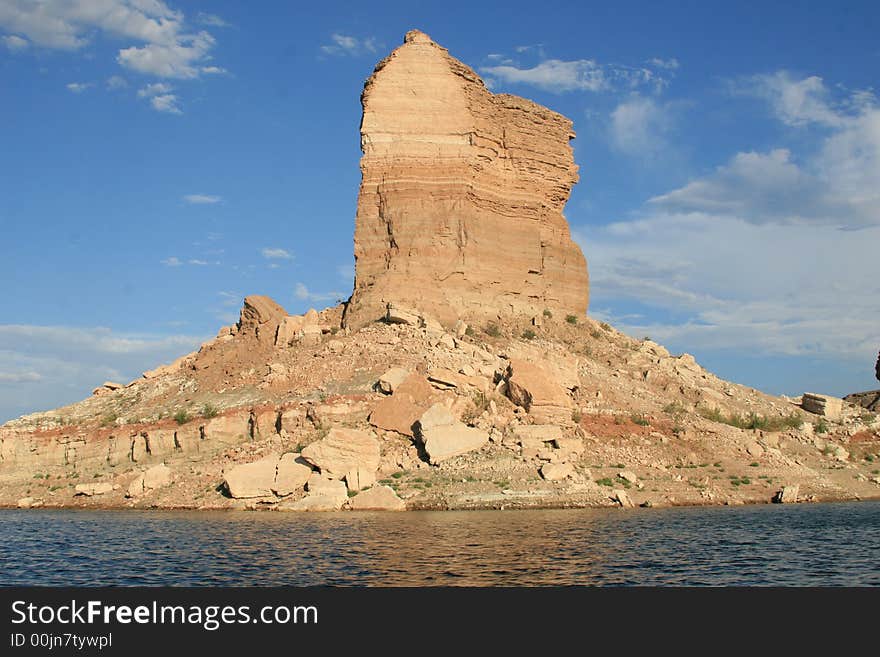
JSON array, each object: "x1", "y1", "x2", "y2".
[{"x1": 1, "y1": 502, "x2": 878, "y2": 586}]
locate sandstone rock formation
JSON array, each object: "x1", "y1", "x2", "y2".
[
  {"x1": 343, "y1": 30, "x2": 589, "y2": 329},
  {"x1": 416, "y1": 402, "x2": 488, "y2": 464},
  {"x1": 349, "y1": 485, "x2": 406, "y2": 511},
  {"x1": 300, "y1": 427, "x2": 380, "y2": 491},
  {"x1": 801, "y1": 393, "x2": 843, "y2": 420}
]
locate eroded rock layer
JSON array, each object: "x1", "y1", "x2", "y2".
[{"x1": 343, "y1": 30, "x2": 589, "y2": 329}]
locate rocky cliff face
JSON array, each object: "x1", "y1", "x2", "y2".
[{"x1": 343, "y1": 30, "x2": 589, "y2": 329}]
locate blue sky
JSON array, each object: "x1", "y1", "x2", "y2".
[{"x1": 1, "y1": 1, "x2": 879, "y2": 422}]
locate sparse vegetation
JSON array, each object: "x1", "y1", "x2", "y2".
[
  {"x1": 571, "y1": 409, "x2": 582, "y2": 424},
  {"x1": 749, "y1": 462, "x2": 760, "y2": 467},
  {"x1": 565, "y1": 314, "x2": 578, "y2": 325},
  {"x1": 391, "y1": 471, "x2": 405, "y2": 479},
  {"x1": 173, "y1": 410, "x2": 190, "y2": 425},
  {"x1": 630, "y1": 413, "x2": 650, "y2": 426},
  {"x1": 461, "y1": 390, "x2": 491, "y2": 425},
  {"x1": 464, "y1": 325, "x2": 475, "y2": 337},
  {"x1": 484, "y1": 323, "x2": 502, "y2": 338},
  {"x1": 521, "y1": 329, "x2": 536, "y2": 340},
  {"x1": 596, "y1": 478, "x2": 614, "y2": 487},
  {"x1": 201, "y1": 403, "x2": 218, "y2": 419},
  {"x1": 100, "y1": 412, "x2": 118, "y2": 427},
  {"x1": 815, "y1": 419, "x2": 829, "y2": 434},
  {"x1": 697, "y1": 406, "x2": 802, "y2": 431},
  {"x1": 664, "y1": 401, "x2": 687, "y2": 416},
  {"x1": 600, "y1": 322, "x2": 611, "y2": 331},
  {"x1": 543, "y1": 309, "x2": 553, "y2": 318}
]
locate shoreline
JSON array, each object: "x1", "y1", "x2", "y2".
[{"x1": 4, "y1": 490, "x2": 878, "y2": 513}]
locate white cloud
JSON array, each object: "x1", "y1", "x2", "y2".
[
  {"x1": 200, "y1": 65, "x2": 227, "y2": 75},
  {"x1": 480, "y1": 56, "x2": 675, "y2": 95},
  {"x1": 118, "y1": 30, "x2": 215, "y2": 79},
  {"x1": 650, "y1": 79, "x2": 880, "y2": 228},
  {"x1": 0, "y1": 1, "x2": 223, "y2": 79},
  {"x1": 0, "y1": 324, "x2": 206, "y2": 422},
  {"x1": 577, "y1": 213, "x2": 880, "y2": 363},
  {"x1": 294, "y1": 283, "x2": 345, "y2": 304},
  {"x1": 481, "y1": 59, "x2": 606, "y2": 93},
  {"x1": 150, "y1": 93, "x2": 181, "y2": 114},
  {"x1": 0, "y1": 370, "x2": 41, "y2": 383},
  {"x1": 574, "y1": 73, "x2": 880, "y2": 365},
  {"x1": 137, "y1": 82, "x2": 172, "y2": 97},
  {"x1": 196, "y1": 12, "x2": 229, "y2": 28},
  {"x1": 106, "y1": 74, "x2": 128, "y2": 89},
  {"x1": 2, "y1": 34, "x2": 28, "y2": 51},
  {"x1": 188, "y1": 259, "x2": 207, "y2": 265},
  {"x1": 320, "y1": 33, "x2": 378, "y2": 56},
  {"x1": 65, "y1": 82, "x2": 91, "y2": 93},
  {"x1": 739, "y1": 71, "x2": 844, "y2": 127},
  {"x1": 610, "y1": 95, "x2": 675, "y2": 155},
  {"x1": 183, "y1": 193, "x2": 221, "y2": 204},
  {"x1": 261, "y1": 247, "x2": 293, "y2": 260},
  {"x1": 161, "y1": 256, "x2": 181, "y2": 266},
  {"x1": 648, "y1": 57, "x2": 679, "y2": 70}
]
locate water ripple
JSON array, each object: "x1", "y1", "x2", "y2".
[{"x1": 0, "y1": 502, "x2": 878, "y2": 586}]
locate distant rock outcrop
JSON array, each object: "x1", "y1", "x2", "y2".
[{"x1": 343, "y1": 30, "x2": 589, "y2": 329}]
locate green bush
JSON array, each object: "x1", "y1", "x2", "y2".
[
  {"x1": 521, "y1": 329, "x2": 536, "y2": 340},
  {"x1": 565, "y1": 314, "x2": 578, "y2": 325},
  {"x1": 201, "y1": 404, "x2": 218, "y2": 419},
  {"x1": 484, "y1": 324, "x2": 502, "y2": 338},
  {"x1": 173, "y1": 409, "x2": 190, "y2": 425}
]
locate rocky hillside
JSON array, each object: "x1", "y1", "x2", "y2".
[{"x1": 2, "y1": 296, "x2": 878, "y2": 511}]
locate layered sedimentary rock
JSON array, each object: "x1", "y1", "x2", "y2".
[{"x1": 343, "y1": 30, "x2": 589, "y2": 329}]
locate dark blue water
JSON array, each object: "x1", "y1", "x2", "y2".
[{"x1": 1, "y1": 502, "x2": 878, "y2": 586}]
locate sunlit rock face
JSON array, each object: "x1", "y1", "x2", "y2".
[{"x1": 344, "y1": 30, "x2": 589, "y2": 329}]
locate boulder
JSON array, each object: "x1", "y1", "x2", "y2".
[
  {"x1": 275, "y1": 315, "x2": 305, "y2": 346},
  {"x1": 511, "y1": 425, "x2": 563, "y2": 443},
  {"x1": 75, "y1": 482, "x2": 113, "y2": 497},
  {"x1": 505, "y1": 359, "x2": 573, "y2": 424},
  {"x1": 385, "y1": 304, "x2": 421, "y2": 326},
  {"x1": 284, "y1": 475, "x2": 348, "y2": 511},
  {"x1": 369, "y1": 374, "x2": 439, "y2": 436},
  {"x1": 540, "y1": 462, "x2": 575, "y2": 481},
  {"x1": 618, "y1": 471, "x2": 639, "y2": 484},
  {"x1": 17, "y1": 497, "x2": 35, "y2": 508},
  {"x1": 612, "y1": 489, "x2": 635, "y2": 508},
  {"x1": 224, "y1": 456, "x2": 279, "y2": 499},
  {"x1": 843, "y1": 390, "x2": 880, "y2": 412},
  {"x1": 272, "y1": 453, "x2": 313, "y2": 496},
  {"x1": 746, "y1": 442, "x2": 764, "y2": 457},
  {"x1": 416, "y1": 403, "x2": 488, "y2": 464},
  {"x1": 801, "y1": 393, "x2": 843, "y2": 421},
  {"x1": 143, "y1": 464, "x2": 172, "y2": 490},
  {"x1": 378, "y1": 367, "x2": 410, "y2": 394},
  {"x1": 237, "y1": 295, "x2": 288, "y2": 343},
  {"x1": 300, "y1": 428, "x2": 380, "y2": 490},
  {"x1": 773, "y1": 485, "x2": 800, "y2": 504},
  {"x1": 349, "y1": 485, "x2": 406, "y2": 511}
]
